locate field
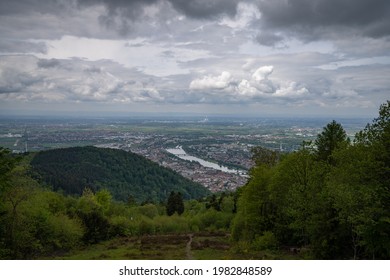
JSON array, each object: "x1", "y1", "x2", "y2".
[{"x1": 49, "y1": 232, "x2": 300, "y2": 260}]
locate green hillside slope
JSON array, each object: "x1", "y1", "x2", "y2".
[{"x1": 31, "y1": 146, "x2": 209, "y2": 203}]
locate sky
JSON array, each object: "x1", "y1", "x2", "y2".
[{"x1": 0, "y1": 0, "x2": 389, "y2": 118}]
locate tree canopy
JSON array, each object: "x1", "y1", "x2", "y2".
[
  {"x1": 166, "y1": 191, "x2": 184, "y2": 216},
  {"x1": 232, "y1": 101, "x2": 390, "y2": 259},
  {"x1": 30, "y1": 146, "x2": 210, "y2": 203},
  {"x1": 315, "y1": 120, "x2": 349, "y2": 162}
]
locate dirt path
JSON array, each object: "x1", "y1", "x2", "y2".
[{"x1": 186, "y1": 234, "x2": 194, "y2": 260}]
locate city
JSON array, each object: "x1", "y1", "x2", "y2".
[{"x1": 0, "y1": 116, "x2": 368, "y2": 192}]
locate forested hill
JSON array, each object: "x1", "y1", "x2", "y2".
[{"x1": 30, "y1": 146, "x2": 210, "y2": 203}]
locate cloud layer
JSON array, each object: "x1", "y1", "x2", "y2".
[
  {"x1": 0, "y1": 0, "x2": 389, "y2": 116},
  {"x1": 256, "y1": 0, "x2": 390, "y2": 41}
]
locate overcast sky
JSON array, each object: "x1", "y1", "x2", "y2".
[{"x1": 0, "y1": 0, "x2": 389, "y2": 117}]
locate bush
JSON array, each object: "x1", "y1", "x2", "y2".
[
  {"x1": 47, "y1": 214, "x2": 84, "y2": 251},
  {"x1": 109, "y1": 216, "x2": 134, "y2": 237},
  {"x1": 138, "y1": 204, "x2": 159, "y2": 219},
  {"x1": 197, "y1": 209, "x2": 233, "y2": 231},
  {"x1": 252, "y1": 231, "x2": 279, "y2": 251},
  {"x1": 138, "y1": 217, "x2": 155, "y2": 235},
  {"x1": 189, "y1": 216, "x2": 202, "y2": 232},
  {"x1": 78, "y1": 211, "x2": 110, "y2": 244}
]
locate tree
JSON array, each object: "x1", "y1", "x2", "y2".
[
  {"x1": 231, "y1": 163, "x2": 275, "y2": 242},
  {"x1": 355, "y1": 100, "x2": 390, "y2": 190},
  {"x1": 251, "y1": 146, "x2": 279, "y2": 167},
  {"x1": 315, "y1": 120, "x2": 349, "y2": 162},
  {"x1": 269, "y1": 149, "x2": 333, "y2": 254},
  {"x1": 328, "y1": 144, "x2": 389, "y2": 259},
  {"x1": 339, "y1": 100, "x2": 390, "y2": 259},
  {"x1": 175, "y1": 192, "x2": 184, "y2": 215},
  {"x1": 356, "y1": 100, "x2": 390, "y2": 145},
  {"x1": 95, "y1": 189, "x2": 112, "y2": 214},
  {"x1": 166, "y1": 191, "x2": 184, "y2": 216},
  {"x1": 206, "y1": 194, "x2": 220, "y2": 211},
  {"x1": 0, "y1": 148, "x2": 18, "y2": 256},
  {"x1": 0, "y1": 148, "x2": 19, "y2": 192},
  {"x1": 0, "y1": 171, "x2": 37, "y2": 258},
  {"x1": 166, "y1": 191, "x2": 176, "y2": 216},
  {"x1": 76, "y1": 188, "x2": 110, "y2": 244}
]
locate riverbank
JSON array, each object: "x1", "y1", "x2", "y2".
[{"x1": 166, "y1": 146, "x2": 247, "y2": 176}]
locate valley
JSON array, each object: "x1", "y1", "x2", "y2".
[{"x1": 0, "y1": 116, "x2": 368, "y2": 192}]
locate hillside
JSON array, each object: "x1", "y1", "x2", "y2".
[{"x1": 30, "y1": 146, "x2": 210, "y2": 203}]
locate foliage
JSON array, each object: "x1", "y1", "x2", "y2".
[
  {"x1": 232, "y1": 101, "x2": 390, "y2": 259},
  {"x1": 252, "y1": 231, "x2": 279, "y2": 251},
  {"x1": 0, "y1": 154, "x2": 231, "y2": 259},
  {"x1": 0, "y1": 148, "x2": 19, "y2": 191},
  {"x1": 30, "y1": 146, "x2": 210, "y2": 203},
  {"x1": 251, "y1": 146, "x2": 279, "y2": 167},
  {"x1": 231, "y1": 164, "x2": 274, "y2": 242},
  {"x1": 166, "y1": 191, "x2": 184, "y2": 216},
  {"x1": 0, "y1": 172, "x2": 84, "y2": 258},
  {"x1": 1, "y1": 100, "x2": 389, "y2": 260},
  {"x1": 315, "y1": 120, "x2": 349, "y2": 162}
]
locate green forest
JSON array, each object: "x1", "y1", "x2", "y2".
[
  {"x1": 30, "y1": 146, "x2": 210, "y2": 203},
  {"x1": 0, "y1": 101, "x2": 389, "y2": 260}
]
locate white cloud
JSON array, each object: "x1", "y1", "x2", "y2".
[
  {"x1": 0, "y1": 0, "x2": 389, "y2": 117},
  {"x1": 189, "y1": 71, "x2": 233, "y2": 90},
  {"x1": 274, "y1": 81, "x2": 309, "y2": 98},
  {"x1": 237, "y1": 79, "x2": 258, "y2": 96},
  {"x1": 189, "y1": 64, "x2": 310, "y2": 102},
  {"x1": 39, "y1": 36, "x2": 214, "y2": 77},
  {"x1": 0, "y1": 55, "x2": 165, "y2": 105},
  {"x1": 251, "y1": 65, "x2": 273, "y2": 81},
  {"x1": 237, "y1": 66, "x2": 309, "y2": 99}
]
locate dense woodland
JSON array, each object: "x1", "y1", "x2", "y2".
[
  {"x1": 0, "y1": 101, "x2": 389, "y2": 259},
  {"x1": 30, "y1": 146, "x2": 210, "y2": 203},
  {"x1": 232, "y1": 101, "x2": 390, "y2": 259}
]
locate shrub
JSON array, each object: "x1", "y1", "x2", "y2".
[
  {"x1": 138, "y1": 204, "x2": 159, "y2": 219},
  {"x1": 109, "y1": 216, "x2": 133, "y2": 237},
  {"x1": 252, "y1": 231, "x2": 279, "y2": 251},
  {"x1": 138, "y1": 217, "x2": 155, "y2": 235},
  {"x1": 47, "y1": 214, "x2": 84, "y2": 251}
]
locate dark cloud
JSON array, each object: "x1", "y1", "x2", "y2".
[
  {"x1": 1, "y1": 1, "x2": 389, "y2": 116},
  {"x1": 37, "y1": 59, "x2": 76, "y2": 71},
  {"x1": 256, "y1": 0, "x2": 390, "y2": 40},
  {"x1": 85, "y1": 0, "x2": 158, "y2": 29},
  {"x1": 0, "y1": 0, "x2": 69, "y2": 15},
  {"x1": 169, "y1": 0, "x2": 239, "y2": 19},
  {"x1": 84, "y1": 66, "x2": 102, "y2": 73},
  {"x1": 78, "y1": 0, "x2": 240, "y2": 36},
  {"x1": 255, "y1": 32, "x2": 284, "y2": 47},
  {"x1": 0, "y1": 0, "x2": 238, "y2": 41},
  {"x1": 79, "y1": 0, "x2": 157, "y2": 11},
  {"x1": 0, "y1": 0, "x2": 114, "y2": 41},
  {"x1": 0, "y1": 68, "x2": 42, "y2": 94},
  {"x1": 79, "y1": 0, "x2": 239, "y2": 19},
  {"x1": 37, "y1": 59, "x2": 61, "y2": 68},
  {"x1": 0, "y1": 0, "x2": 160, "y2": 39},
  {"x1": 75, "y1": 0, "x2": 242, "y2": 33},
  {"x1": 0, "y1": 40, "x2": 47, "y2": 54},
  {"x1": 3, "y1": 0, "x2": 389, "y2": 41}
]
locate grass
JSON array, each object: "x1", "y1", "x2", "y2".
[
  {"x1": 48, "y1": 232, "x2": 302, "y2": 260},
  {"x1": 50, "y1": 233, "x2": 228, "y2": 260},
  {"x1": 52, "y1": 235, "x2": 188, "y2": 260}
]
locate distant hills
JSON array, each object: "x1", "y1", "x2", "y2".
[{"x1": 31, "y1": 146, "x2": 210, "y2": 203}]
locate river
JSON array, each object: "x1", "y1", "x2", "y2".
[{"x1": 166, "y1": 146, "x2": 246, "y2": 175}]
